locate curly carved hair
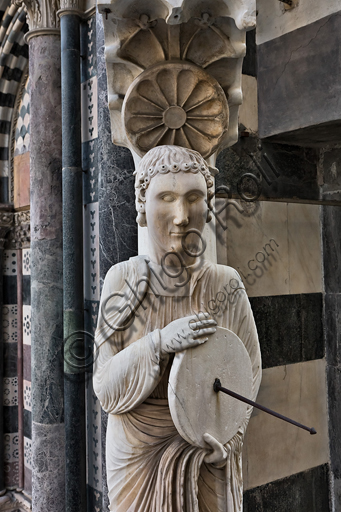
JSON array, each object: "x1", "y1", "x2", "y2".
[{"x1": 134, "y1": 145, "x2": 215, "y2": 227}]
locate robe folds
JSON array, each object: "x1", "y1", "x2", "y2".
[{"x1": 94, "y1": 256, "x2": 261, "y2": 512}]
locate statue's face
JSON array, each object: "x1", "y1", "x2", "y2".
[{"x1": 145, "y1": 170, "x2": 208, "y2": 264}]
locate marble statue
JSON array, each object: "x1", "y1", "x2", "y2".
[{"x1": 94, "y1": 145, "x2": 261, "y2": 511}]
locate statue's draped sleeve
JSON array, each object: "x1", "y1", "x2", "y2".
[{"x1": 93, "y1": 258, "x2": 169, "y2": 415}]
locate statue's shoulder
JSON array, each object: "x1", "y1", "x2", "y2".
[
  {"x1": 208, "y1": 263, "x2": 244, "y2": 287},
  {"x1": 103, "y1": 255, "x2": 149, "y2": 291}
]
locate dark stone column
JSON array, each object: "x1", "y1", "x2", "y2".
[
  {"x1": 0, "y1": 233, "x2": 5, "y2": 496},
  {"x1": 0, "y1": 210, "x2": 13, "y2": 496},
  {"x1": 61, "y1": 12, "x2": 86, "y2": 512},
  {"x1": 323, "y1": 204, "x2": 341, "y2": 512},
  {"x1": 29, "y1": 34, "x2": 65, "y2": 512},
  {"x1": 96, "y1": 12, "x2": 138, "y2": 510},
  {"x1": 0, "y1": 237, "x2": 3, "y2": 496}
]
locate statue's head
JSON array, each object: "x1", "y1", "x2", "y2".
[{"x1": 134, "y1": 145, "x2": 214, "y2": 264}]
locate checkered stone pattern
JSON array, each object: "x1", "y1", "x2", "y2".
[
  {"x1": 81, "y1": 14, "x2": 102, "y2": 510},
  {"x1": 14, "y1": 76, "x2": 29, "y2": 156},
  {"x1": 4, "y1": 433, "x2": 19, "y2": 485},
  {"x1": 22, "y1": 248, "x2": 31, "y2": 494},
  {"x1": 3, "y1": 377, "x2": 18, "y2": 406},
  {"x1": 0, "y1": 1, "x2": 28, "y2": 188},
  {"x1": 2, "y1": 248, "x2": 32, "y2": 493},
  {"x1": 3, "y1": 249, "x2": 19, "y2": 488}
]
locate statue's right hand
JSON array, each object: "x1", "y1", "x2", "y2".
[{"x1": 160, "y1": 313, "x2": 217, "y2": 354}]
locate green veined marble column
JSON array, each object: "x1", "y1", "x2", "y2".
[{"x1": 28, "y1": 32, "x2": 65, "y2": 512}]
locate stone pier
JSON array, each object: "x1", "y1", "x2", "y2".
[{"x1": 28, "y1": 32, "x2": 65, "y2": 512}]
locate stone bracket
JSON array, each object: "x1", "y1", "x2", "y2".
[{"x1": 98, "y1": 0, "x2": 256, "y2": 163}]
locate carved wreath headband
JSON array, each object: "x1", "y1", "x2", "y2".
[{"x1": 134, "y1": 145, "x2": 214, "y2": 227}]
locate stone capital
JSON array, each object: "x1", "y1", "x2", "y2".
[
  {"x1": 59, "y1": 0, "x2": 82, "y2": 11},
  {"x1": 14, "y1": 0, "x2": 61, "y2": 34}
]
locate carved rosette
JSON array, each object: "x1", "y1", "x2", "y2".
[
  {"x1": 99, "y1": 0, "x2": 256, "y2": 161},
  {"x1": 123, "y1": 62, "x2": 228, "y2": 158}
]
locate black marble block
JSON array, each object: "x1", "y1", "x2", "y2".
[
  {"x1": 3, "y1": 275, "x2": 17, "y2": 304},
  {"x1": 324, "y1": 293, "x2": 341, "y2": 368},
  {"x1": 242, "y1": 29, "x2": 256, "y2": 78},
  {"x1": 326, "y1": 366, "x2": 341, "y2": 482},
  {"x1": 215, "y1": 136, "x2": 319, "y2": 202},
  {"x1": 3, "y1": 405, "x2": 18, "y2": 433},
  {"x1": 24, "y1": 409, "x2": 32, "y2": 439},
  {"x1": 243, "y1": 464, "x2": 331, "y2": 512},
  {"x1": 258, "y1": 11, "x2": 341, "y2": 145},
  {"x1": 3, "y1": 342, "x2": 17, "y2": 377},
  {"x1": 249, "y1": 293, "x2": 324, "y2": 369},
  {"x1": 96, "y1": 13, "x2": 137, "y2": 283},
  {"x1": 22, "y1": 275, "x2": 31, "y2": 305},
  {"x1": 322, "y1": 206, "x2": 341, "y2": 295}
]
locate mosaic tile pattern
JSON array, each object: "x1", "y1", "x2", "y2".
[
  {"x1": 23, "y1": 379, "x2": 31, "y2": 411},
  {"x1": 23, "y1": 304, "x2": 31, "y2": 345},
  {"x1": 24, "y1": 436, "x2": 32, "y2": 470},
  {"x1": 3, "y1": 249, "x2": 17, "y2": 275},
  {"x1": 21, "y1": 249, "x2": 31, "y2": 495},
  {"x1": 3, "y1": 304, "x2": 18, "y2": 343},
  {"x1": 3, "y1": 376, "x2": 18, "y2": 406},
  {"x1": 86, "y1": 386, "x2": 102, "y2": 492},
  {"x1": 83, "y1": 138, "x2": 98, "y2": 204},
  {"x1": 81, "y1": 76, "x2": 98, "y2": 143},
  {"x1": 81, "y1": 15, "x2": 97, "y2": 83},
  {"x1": 84, "y1": 202, "x2": 99, "y2": 302},
  {"x1": 81, "y1": 14, "x2": 102, "y2": 510},
  {"x1": 22, "y1": 247, "x2": 30, "y2": 275},
  {"x1": 3, "y1": 246, "x2": 19, "y2": 488},
  {"x1": 4, "y1": 433, "x2": 19, "y2": 463}
]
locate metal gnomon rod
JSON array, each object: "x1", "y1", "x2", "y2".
[{"x1": 213, "y1": 378, "x2": 317, "y2": 435}]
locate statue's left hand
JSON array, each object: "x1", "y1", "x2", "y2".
[{"x1": 203, "y1": 433, "x2": 228, "y2": 467}]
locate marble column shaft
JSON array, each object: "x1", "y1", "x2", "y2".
[
  {"x1": 0, "y1": 245, "x2": 4, "y2": 495},
  {"x1": 61, "y1": 13, "x2": 86, "y2": 512},
  {"x1": 29, "y1": 34, "x2": 65, "y2": 512}
]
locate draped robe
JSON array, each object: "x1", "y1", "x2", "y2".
[{"x1": 94, "y1": 256, "x2": 261, "y2": 511}]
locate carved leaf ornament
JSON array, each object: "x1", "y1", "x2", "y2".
[{"x1": 123, "y1": 61, "x2": 229, "y2": 158}]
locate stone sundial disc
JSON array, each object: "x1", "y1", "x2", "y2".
[{"x1": 168, "y1": 326, "x2": 253, "y2": 449}]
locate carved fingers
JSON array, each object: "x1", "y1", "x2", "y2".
[
  {"x1": 160, "y1": 313, "x2": 217, "y2": 354},
  {"x1": 203, "y1": 432, "x2": 228, "y2": 467}
]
